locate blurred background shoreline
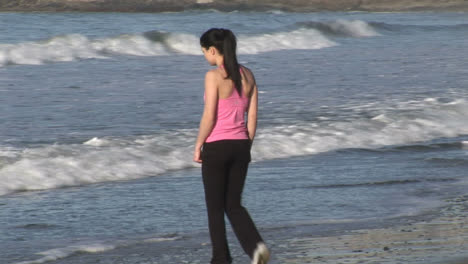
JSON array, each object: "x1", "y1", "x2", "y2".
[{"x1": 1, "y1": 0, "x2": 468, "y2": 13}]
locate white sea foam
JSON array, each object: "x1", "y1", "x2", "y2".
[
  {"x1": 298, "y1": 19, "x2": 380, "y2": 37},
  {"x1": 143, "y1": 236, "x2": 180, "y2": 243},
  {"x1": 238, "y1": 28, "x2": 337, "y2": 54},
  {"x1": 267, "y1": 10, "x2": 285, "y2": 15},
  {"x1": 324, "y1": 19, "x2": 380, "y2": 37},
  {"x1": 0, "y1": 28, "x2": 336, "y2": 66},
  {"x1": 83, "y1": 137, "x2": 111, "y2": 147},
  {"x1": 15, "y1": 243, "x2": 116, "y2": 264},
  {"x1": 462, "y1": 141, "x2": 468, "y2": 149},
  {"x1": 163, "y1": 32, "x2": 201, "y2": 55},
  {"x1": 0, "y1": 132, "x2": 195, "y2": 196},
  {"x1": 162, "y1": 28, "x2": 337, "y2": 55},
  {"x1": 254, "y1": 98, "x2": 468, "y2": 160},
  {"x1": 0, "y1": 19, "x2": 382, "y2": 67},
  {"x1": 0, "y1": 33, "x2": 167, "y2": 66},
  {"x1": 0, "y1": 147, "x2": 20, "y2": 159},
  {"x1": 14, "y1": 236, "x2": 181, "y2": 264},
  {"x1": 1, "y1": 98, "x2": 468, "y2": 196},
  {"x1": 0, "y1": 34, "x2": 103, "y2": 66},
  {"x1": 92, "y1": 34, "x2": 168, "y2": 56}
]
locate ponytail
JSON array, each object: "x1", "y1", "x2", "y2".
[
  {"x1": 222, "y1": 30, "x2": 242, "y2": 94},
  {"x1": 200, "y1": 28, "x2": 242, "y2": 95}
]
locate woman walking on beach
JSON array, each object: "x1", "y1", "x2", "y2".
[{"x1": 193, "y1": 28, "x2": 270, "y2": 264}]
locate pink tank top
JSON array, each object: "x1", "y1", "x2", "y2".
[{"x1": 205, "y1": 70, "x2": 250, "y2": 143}]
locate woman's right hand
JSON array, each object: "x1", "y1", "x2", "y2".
[{"x1": 193, "y1": 147, "x2": 202, "y2": 163}]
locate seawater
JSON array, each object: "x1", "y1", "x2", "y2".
[{"x1": 1, "y1": 11, "x2": 468, "y2": 264}]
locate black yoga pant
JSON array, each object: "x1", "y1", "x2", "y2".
[{"x1": 201, "y1": 139, "x2": 263, "y2": 264}]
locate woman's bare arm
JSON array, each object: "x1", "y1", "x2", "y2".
[
  {"x1": 247, "y1": 73, "x2": 258, "y2": 143},
  {"x1": 193, "y1": 71, "x2": 218, "y2": 163}
]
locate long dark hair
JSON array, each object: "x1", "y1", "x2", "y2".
[{"x1": 200, "y1": 28, "x2": 242, "y2": 94}]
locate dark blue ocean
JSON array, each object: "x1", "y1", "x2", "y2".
[{"x1": 1, "y1": 10, "x2": 468, "y2": 264}]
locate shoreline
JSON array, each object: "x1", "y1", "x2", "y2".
[
  {"x1": 1, "y1": 0, "x2": 468, "y2": 13},
  {"x1": 40, "y1": 194, "x2": 468, "y2": 264},
  {"x1": 274, "y1": 194, "x2": 468, "y2": 264}
]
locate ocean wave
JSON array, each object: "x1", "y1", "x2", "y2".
[
  {"x1": 368, "y1": 21, "x2": 468, "y2": 33},
  {"x1": 15, "y1": 243, "x2": 116, "y2": 264},
  {"x1": 424, "y1": 157, "x2": 468, "y2": 166},
  {"x1": 296, "y1": 20, "x2": 468, "y2": 36},
  {"x1": 1, "y1": 97, "x2": 468, "y2": 196},
  {"x1": 0, "y1": 131, "x2": 196, "y2": 196},
  {"x1": 0, "y1": 19, "x2": 391, "y2": 67},
  {"x1": 296, "y1": 19, "x2": 380, "y2": 37},
  {"x1": 300, "y1": 178, "x2": 458, "y2": 189},
  {"x1": 14, "y1": 235, "x2": 180, "y2": 264},
  {"x1": 0, "y1": 28, "x2": 336, "y2": 66},
  {"x1": 239, "y1": 28, "x2": 337, "y2": 54},
  {"x1": 390, "y1": 141, "x2": 467, "y2": 152},
  {"x1": 0, "y1": 33, "x2": 168, "y2": 66}
]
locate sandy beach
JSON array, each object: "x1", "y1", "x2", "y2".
[
  {"x1": 40, "y1": 194, "x2": 468, "y2": 264},
  {"x1": 274, "y1": 195, "x2": 468, "y2": 264}
]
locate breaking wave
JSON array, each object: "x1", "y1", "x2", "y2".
[
  {"x1": 1, "y1": 97, "x2": 468, "y2": 196},
  {"x1": 0, "y1": 27, "x2": 337, "y2": 67},
  {"x1": 368, "y1": 21, "x2": 468, "y2": 33},
  {"x1": 0, "y1": 19, "x2": 398, "y2": 67},
  {"x1": 296, "y1": 19, "x2": 380, "y2": 37},
  {"x1": 14, "y1": 235, "x2": 180, "y2": 264}
]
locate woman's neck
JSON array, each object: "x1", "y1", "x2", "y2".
[{"x1": 215, "y1": 57, "x2": 224, "y2": 68}]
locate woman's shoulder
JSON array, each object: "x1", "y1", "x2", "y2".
[
  {"x1": 239, "y1": 65, "x2": 256, "y2": 84},
  {"x1": 205, "y1": 67, "x2": 225, "y2": 81}
]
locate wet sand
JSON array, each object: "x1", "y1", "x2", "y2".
[
  {"x1": 274, "y1": 195, "x2": 468, "y2": 264},
  {"x1": 45, "y1": 195, "x2": 468, "y2": 264}
]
